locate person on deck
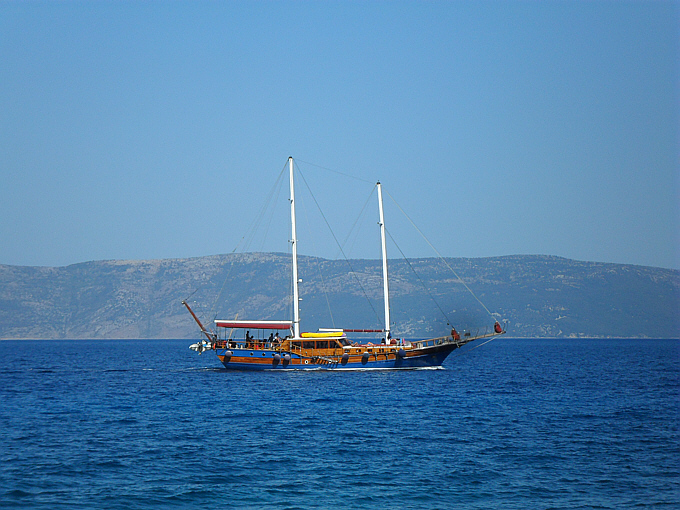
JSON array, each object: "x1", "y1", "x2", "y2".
[{"x1": 451, "y1": 327, "x2": 461, "y2": 341}]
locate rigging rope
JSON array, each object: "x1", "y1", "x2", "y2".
[
  {"x1": 242, "y1": 164, "x2": 288, "y2": 253},
  {"x1": 450, "y1": 334, "x2": 502, "y2": 358},
  {"x1": 295, "y1": 164, "x2": 383, "y2": 328},
  {"x1": 384, "y1": 227, "x2": 453, "y2": 326},
  {"x1": 295, "y1": 168, "x2": 336, "y2": 328},
  {"x1": 335, "y1": 187, "x2": 376, "y2": 260},
  {"x1": 383, "y1": 188, "x2": 497, "y2": 320},
  {"x1": 186, "y1": 158, "x2": 501, "y2": 338},
  {"x1": 295, "y1": 158, "x2": 375, "y2": 184},
  {"x1": 208, "y1": 163, "x2": 289, "y2": 323}
]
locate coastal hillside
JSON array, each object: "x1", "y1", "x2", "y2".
[{"x1": 0, "y1": 254, "x2": 677, "y2": 339}]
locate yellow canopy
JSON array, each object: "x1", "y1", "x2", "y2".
[{"x1": 300, "y1": 331, "x2": 346, "y2": 338}]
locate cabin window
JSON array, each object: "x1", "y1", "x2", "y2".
[{"x1": 303, "y1": 341, "x2": 315, "y2": 349}]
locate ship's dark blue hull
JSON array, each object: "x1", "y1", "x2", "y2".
[{"x1": 214, "y1": 343, "x2": 458, "y2": 370}]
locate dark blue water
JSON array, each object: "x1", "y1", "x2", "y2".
[{"x1": 0, "y1": 338, "x2": 677, "y2": 509}]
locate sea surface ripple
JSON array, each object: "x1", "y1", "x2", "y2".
[{"x1": 0, "y1": 338, "x2": 678, "y2": 509}]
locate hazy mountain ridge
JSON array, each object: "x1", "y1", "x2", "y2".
[{"x1": 0, "y1": 254, "x2": 678, "y2": 339}]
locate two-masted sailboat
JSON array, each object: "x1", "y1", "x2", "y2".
[{"x1": 183, "y1": 157, "x2": 504, "y2": 370}]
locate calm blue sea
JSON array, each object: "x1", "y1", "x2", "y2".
[{"x1": 0, "y1": 338, "x2": 678, "y2": 509}]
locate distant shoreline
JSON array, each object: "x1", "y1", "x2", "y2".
[{"x1": 2, "y1": 254, "x2": 677, "y2": 339}]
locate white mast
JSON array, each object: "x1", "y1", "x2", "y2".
[
  {"x1": 289, "y1": 157, "x2": 301, "y2": 339},
  {"x1": 377, "y1": 182, "x2": 391, "y2": 338}
]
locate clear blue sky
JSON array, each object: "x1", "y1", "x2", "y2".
[{"x1": 1, "y1": 1, "x2": 678, "y2": 269}]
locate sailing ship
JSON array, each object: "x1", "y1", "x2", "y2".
[{"x1": 184, "y1": 157, "x2": 505, "y2": 370}]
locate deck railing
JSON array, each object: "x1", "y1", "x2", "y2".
[
  {"x1": 213, "y1": 326, "x2": 503, "y2": 353},
  {"x1": 413, "y1": 325, "x2": 502, "y2": 350}
]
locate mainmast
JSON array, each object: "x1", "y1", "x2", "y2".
[
  {"x1": 289, "y1": 157, "x2": 301, "y2": 339},
  {"x1": 377, "y1": 182, "x2": 391, "y2": 338}
]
